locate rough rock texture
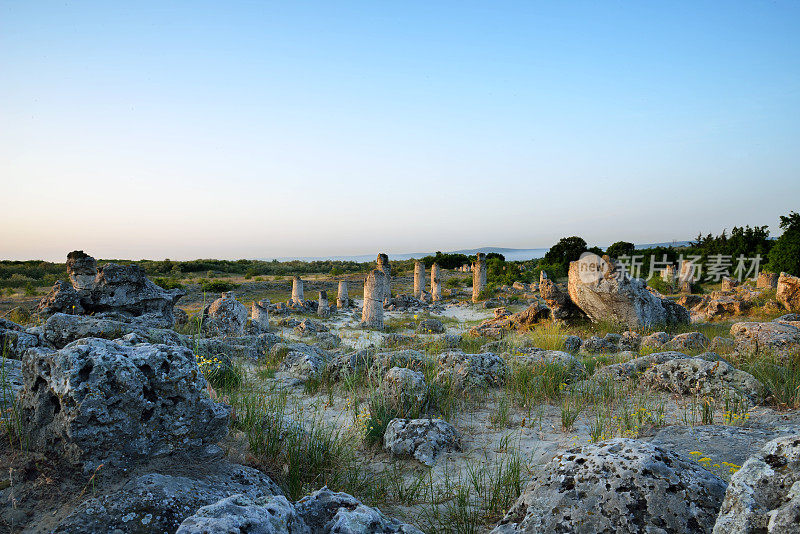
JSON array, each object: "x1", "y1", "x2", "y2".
[
  {"x1": 777, "y1": 272, "x2": 800, "y2": 312},
  {"x1": 20, "y1": 338, "x2": 229, "y2": 471},
  {"x1": 318, "y1": 290, "x2": 330, "y2": 317},
  {"x1": 291, "y1": 276, "x2": 305, "y2": 305},
  {"x1": 618, "y1": 331, "x2": 642, "y2": 351},
  {"x1": 756, "y1": 271, "x2": 779, "y2": 289},
  {"x1": 384, "y1": 418, "x2": 461, "y2": 466},
  {"x1": 56, "y1": 462, "x2": 281, "y2": 534},
  {"x1": 472, "y1": 253, "x2": 487, "y2": 303},
  {"x1": 42, "y1": 312, "x2": 185, "y2": 349},
  {"x1": 593, "y1": 351, "x2": 692, "y2": 381},
  {"x1": 641, "y1": 357, "x2": 762, "y2": 403},
  {"x1": 471, "y1": 303, "x2": 550, "y2": 337},
  {"x1": 567, "y1": 255, "x2": 690, "y2": 328},
  {"x1": 337, "y1": 280, "x2": 349, "y2": 309},
  {"x1": 294, "y1": 487, "x2": 423, "y2": 533},
  {"x1": 413, "y1": 260, "x2": 425, "y2": 299},
  {"x1": 730, "y1": 321, "x2": 800, "y2": 360},
  {"x1": 38, "y1": 280, "x2": 84, "y2": 315},
  {"x1": 435, "y1": 350, "x2": 507, "y2": 388},
  {"x1": 539, "y1": 272, "x2": 587, "y2": 323},
  {"x1": 665, "y1": 331, "x2": 710, "y2": 352},
  {"x1": 361, "y1": 269, "x2": 386, "y2": 329},
  {"x1": 204, "y1": 292, "x2": 248, "y2": 336},
  {"x1": 251, "y1": 300, "x2": 270, "y2": 332},
  {"x1": 713, "y1": 435, "x2": 800, "y2": 534},
  {"x1": 377, "y1": 253, "x2": 392, "y2": 304},
  {"x1": 273, "y1": 342, "x2": 329, "y2": 381},
  {"x1": 382, "y1": 367, "x2": 427, "y2": 412},
  {"x1": 416, "y1": 318, "x2": 444, "y2": 334},
  {"x1": 491, "y1": 439, "x2": 726, "y2": 534},
  {"x1": 562, "y1": 335, "x2": 582, "y2": 353},
  {"x1": 642, "y1": 331, "x2": 671, "y2": 350},
  {"x1": 176, "y1": 494, "x2": 305, "y2": 534},
  {"x1": 37, "y1": 251, "x2": 184, "y2": 328},
  {"x1": 431, "y1": 263, "x2": 442, "y2": 302},
  {"x1": 0, "y1": 317, "x2": 40, "y2": 358},
  {"x1": 0, "y1": 357, "x2": 23, "y2": 421},
  {"x1": 580, "y1": 335, "x2": 618, "y2": 354},
  {"x1": 508, "y1": 349, "x2": 587, "y2": 381},
  {"x1": 372, "y1": 349, "x2": 427, "y2": 375}
]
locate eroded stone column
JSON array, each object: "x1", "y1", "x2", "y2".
[
  {"x1": 291, "y1": 276, "x2": 304, "y2": 305},
  {"x1": 413, "y1": 260, "x2": 425, "y2": 299},
  {"x1": 377, "y1": 253, "x2": 391, "y2": 304},
  {"x1": 431, "y1": 263, "x2": 442, "y2": 302},
  {"x1": 251, "y1": 299, "x2": 270, "y2": 331},
  {"x1": 66, "y1": 250, "x2": 98, "y2": 290},
  {"x1": 472, "y1": 253, "x2": 487, "y2": 302},
  {"x1": 337, "y1": 280, "x2": 349, "y2": 308},
  {"x1": 756, "y1": 272, "x2": 778, "y2": 289},
  {"x1": 318, "y1": 290, "x2": 329, "y2": 317},
  {"x1": 361, "y1": 269, "x2": 386, "y2": 328}
]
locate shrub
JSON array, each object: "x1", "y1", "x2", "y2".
[
  {"x1": 153, "y1": 277, "x2": 184, "y2": 290},
  {"x1": 200, "y1": 279, "x2": 237, "y2": 293}
]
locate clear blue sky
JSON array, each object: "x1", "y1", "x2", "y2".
[{"x1": 1, "y1": 1, "x2": 798, "y2": 261}]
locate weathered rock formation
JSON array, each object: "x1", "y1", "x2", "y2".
[
  {"x1": 377, "y1": 253, "x2": 392, "y2": 304},
  {"x1": 291, "y1": 276, "x2": 305, "y2": 305},
  {"x1": 413, "y1": 260, "x2": 425, "y2": 299},
  {"x1": 251, "y1": 299, "x2": 270, "y2": 331},
  {"x1": 384, "y1": 418, "x2": 460, "y2": 466},
  {"x1": 777, "y1": 272, "x2": 800, "y2": 312},
  {"x1": 539, "y1": 271, "x2": 587, "y2": 322},
  {"x1": 567, "y1": 254, "x2": 689, "y2": 328},
  {"x1": 318, "y1": 290, "x2": 329, "y2": 317},
  {"x1": 37, "y1": 251, "x2": 184, "y2": 328},
  {"x1": 361, "y1": 269, "x2": 386, "y2": 329},
  {"x1": 730, "y1": 320, "x2": 800, "y2": 361},
  {"x1": 756, "y1": 271, "x2": 779, "y2": 289},
  {"x1": 20, "y1": 338, "x2": 229, "y2": 472},
  {"x1": 337, "y1": 280, "x2": 349, "y2": 308},
  {"x1": 431, "y1": 263, "x2": 442, "y2": 302},
  {"x1": 472, "y1": 253, "x2": 487, "y2": 302},
  {"x1": 204, "y1": 292, "x2": 248, "y2": 337}
]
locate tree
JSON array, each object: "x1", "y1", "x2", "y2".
[
  {"x1": 486, "y1": 252, "x2": 505, "y2": 261},
  {"x1": 544, "y1": 236, "x2": 588, "y2": 267},
  {"x1": 767, "y1": 211, "x2": 800, "y2": 276},
  {"x1": 606, "y1": 241, "x2": 635, "y2": 259}
]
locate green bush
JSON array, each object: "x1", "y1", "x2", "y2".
[
  {"x1": 767, "y1": 211, "x2": 800, "y2": 276},
  {"x1": 200, "y1": 279, "x2": 237, "y2": 293},
  {"x1": 153, "y1": 277, "x2": 184, "y2": 290}
]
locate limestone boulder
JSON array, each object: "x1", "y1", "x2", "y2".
[
  {"x1": 20, "y1": 338, "x2": 229, "y2": 471},
  {"x1": 435, "y1": 350, "x2": 507, "y2": 389},
  {"x1": 384, "y1": 418, "x2": 461, "y2": 466},
  {"x1": 508, "y1": 349, "x2": 587, "y2": 382},
  {"x1": 176, "y1": 494, "x2": 305, "y2": 534},
  {"x1": 580, "y1": 335, "x2": 617, "y2": 354},
  {"x1": 664, "y1": 331, "x2": 710, "y2": 352},
  {"x1": 730, "y1": 321, "x2": 800, "y2": 361},
  {"x1": 382, "y1": 367, "x2": 427, "y2": 413},
  {"x1": 56, "y1": 463, "x2": 281, "y2": 534},
  {"x1": 272, "y1": 342, "x2": 329, "y2": 381},
  {"x1": 641, "y1": 357, "x2": 762, "y2": 403},
  {"x1": 42, "y1": 313, "x2": 185, "y2": 349},
  {"x1": 416, "y1": 318, "x2": 445, "y2": 334},
  {"x1": 777, "y1": 272, "x2": 800, "y2": 312},
  {"x1": 491, "y1": 438, "x2": 726, "y2": 534},
  {"x1": 204, "y1": 292, "x2": 248, "y2": 337},
  {"x1": 713, "y1": 435, "x2": 800, "y2": 534},
  {"x1": 0, "y1": 317, "x2": 40, "y2": 358},
  {"x1": 567, "y1": 255, "x2": 689, "y2": 328},
  {"x1": 593, "y1": 351, "x2": 691, "y2": 381},
  {"x1": 539, "y1": 274, "x2": 587, "y2": 322}
]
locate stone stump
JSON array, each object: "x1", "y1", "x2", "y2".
[
  {"x1": 756, "y1": 271, "x2": 778, "y2": 289},
  {"x1": 318, "y1": 291, "x2": 329, "y2": 317},
  {"x1": 251, "y1": 299, "x2": 270, "y2": 331},
  {"x1": 291, "y1": 276, "x2": 304, "y2": 305},
  {"x1": 361, "y1": 269, "x2": 386, "y2": 329},
  {"x1": 413, "y1": 260, "x2": 425, "y2": 299},
  {"x1": 337, "y1": 280, "x2": 349, "y2": 308},
  {"x1": 472, "y1": 253, "x2": 487, "y2": 303},
  {"x1": 377, "y1": 253, "x2": 391, "y2": 304},
  {"x1": 431, "y1": 263, "x2": 442, "y2": 302}
]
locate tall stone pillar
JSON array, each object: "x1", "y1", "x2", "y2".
[
  {"x1": 66, "y1": 250, "x2": 98, "y2": 290},
  {"x1": 337, "y1": 280, "x2": 349, "y2": 308},
  {"x1": 377, "y1": 253, "x2": 391, "y2": 304},
  {"x1": 431, "y1": 263, "x2": 442, "y2": 302},
  {"x1": 472, "y1": 253, "x2": 487, "y2": 302},
  {"x1": 361, "y1": 269, "x2": 386, "y2": 329},
  {"x1": 291, "y1": 276, "x2": 304, "y2": 305},
  {"x1": 251, "y1": 299, "x2": 270, "y2": 331},
  {"x1": 413, "y1": 260, "x2": 425, "y2": 299},
  {"x1": 318, "y1": 290, "x2": 329, "y2": 317}
]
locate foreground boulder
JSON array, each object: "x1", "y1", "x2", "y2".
[
  {"x1": 492, "y1": 439, "x2": 726, "y2": 533},
  {"x1": 20, "y1": 338, "x2": 229, "y2": 471},
  {"x1": 730, "y1": 321, "x2": 800, "y2": 361},
  {"x1": 203, "y1": 292, "x2": 248, "y2": 336},
  {"x1": 384, "y1": 418, "x2": 461, "y2": 466},
  {"x1": 777, "y1": 272, "x2": 800, "y2": 312},
  {"x1": 470, "y1": 304, "x2": 550, "y2": 337},
  {"x1": 38, "y1": 250, "x2": 184, "y2": 327},
  {"x1": 713, "y1": 435, "x2": 800, "y2": 534},
  {"x1": 42, "y1": 312, "x2": 186, "y2": 349},
  {"x1": 382, "y1": 367, "x2": 427, "y2": 413},
  {"x1": 641, "y1": 357, "x2": 763, "y2": 403},
  {"x1": 178, "y1": 487, "x2": 424, "y2": 534},
  {"x1": 0, "y1": 316, "x2": 40, "y2": 358},
  {"x1": 567, "y1": 254, "x2": 689, "y2": 328},
  {"x1": 435, "y1": 350, "x2": 507, "y2": 388},
  {"x1": 539, "y1": 272, "x2": 587, "y2": 323}
]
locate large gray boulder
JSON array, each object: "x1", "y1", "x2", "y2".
[
  {"x1": 20, "y1": 338, "x2": 229, "y2": 471},
  {"x1": 0, "y1": 316, "x2": 40, "y2": 358},
  {"x1": 204, "y1": 292, "x2": 248, "y2": 337},
  {"x1": 382, "y1": 367, "x2": 427, "y2": 413},
  {"x1": 492, "y1": 438, "x2": 726, "y2": 534},
  {"x1": 55, "y1": 462, "x2": 281, "y2": 534},
  {"x1": 383, "y1": 418, "x2": 460, "y2": 466},
  {"x1": 435, "y1": 350, "x2": 507, "y2": 388},
  {"x1": 730, "y1": 321, "x2": 800, "y2": 361},
  {"x1": 713, "y1": 435, "x2": 800, "y2": 534},
  {"x1": 539, "y1": 272, "x2": 587, "y2": 323},
  {"x1": 37, "y1": 250, "x2": 184, "y2": 328},
  {"x1": 567, "y1": 254, "x2": 689, "y2": 328},
  {"x1": 272, "y1": 342, "x2": 329, "y2": 381},
  {"x1": 777, "y1": 272, "x2": 800, "y2": 313}
]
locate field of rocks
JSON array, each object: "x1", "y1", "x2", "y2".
[{"x1": 1, "y1": 250, "x2": 799, "y2": 533}]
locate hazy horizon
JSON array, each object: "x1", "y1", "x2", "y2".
[{"x1": 2, "y1": 2, "x2": 799, "y2": 262}]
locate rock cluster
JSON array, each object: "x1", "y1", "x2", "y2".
[
  {"x1": 384, "y1": 418, "x2": 461, "y2": 466},
  {"x1": 38, "y1": 251, "x2": 184, "y2": 328},
  {"x1": 778, "y1": 272, "x2": 800, "y2": 313}
]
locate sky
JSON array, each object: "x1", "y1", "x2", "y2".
[{"x1": 1, "y1": 1, "x2": 799, "y2": 261}]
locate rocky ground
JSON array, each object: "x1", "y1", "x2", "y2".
[{"x1": 1, "y1": 253, "x2": 799, "y2": 533}]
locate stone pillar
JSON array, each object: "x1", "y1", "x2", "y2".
[
  {"x1": 361, "y1": 269, "x2": 386, "y2": 329},
  {"x1": 756, "y1": 272, "x2": 778, "y2": 289},
  {"x1": 721, "y1": 276, "x2": 738, "y2": 292},
  {"x1": 431, "y1": 263, "x2": 442, "y2": 302},
  {"x1": 661, "y1": 264, "x2": 676, "y2": 283},
  {"x1": 66, "y1": 250, "x2": 98, "y2": 290},
  {"x1": 318, "y1": 290, "x2": 329, "y2": 317},
  {"x1": 472, "y1": 253, "x2": 487, "y2": 302},
  {"x1": 337, "y1": 280, "x2": 349, "y2": 308},
  {"x1": 291, "y1": 276, "x2": 304, "y2": 305},
  {"x1": 251, "y1": 299, "x2": 270, "y2": 331},
  {"x1": 413, "y1": 260, "x2": 425, "y2": 299},
  {"x1": 377, "y1": 253, "x2": 391, "y2": 304}
]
